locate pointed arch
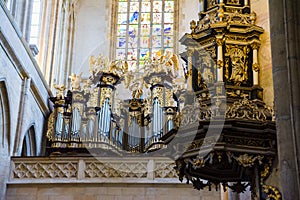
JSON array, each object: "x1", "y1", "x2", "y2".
[
  {"x1": 0, "y1": 80, "x2": 11, "y2": 155},
  {"x1": 21, "y1": 125, "x2": 37, "y2": 156}
]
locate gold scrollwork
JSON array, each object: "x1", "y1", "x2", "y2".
[
  {"x1": 224, "y1": 58, "x2": 230, "y2": 80},
  {"x1": 216, "y1": 38, "x2": 224, "y2": 46},
  {"x1": 165, "y1": 89, "x2": 175, "y2": 107},
  {"x1": 207, "y1": 0, "x2": 217, "y2": 9},
  {"x1": 251, "y1": 42, "x2": 260, "y2": 50},
  {"x1": 217, "y1": 60, "x2": 224, "y2": 69},
  {"x1": 262, "y1": 185, "x2": 282, "y2": 200},
  {"x1": 99, "y1": 87, "x2": 113, "y2": 106},
  {"x1": 226, "y1": 96, "x2": 272, "y2": 121},
  {"x1": 227, "y1": 0, "x2": 240, "y2": 5},
  {"x1": 152, "y1": 86, "x2": 164, "y2": 106},
  {"x1": 72, "y1": 92, "x2": 84, "y2": 102},
  {"x1": 233, "y1": 154, "x2": 263, "y2": 167},
  {"x1": 252, "y1": 63, "x2": 260, "y2": 72},
  {"x1": 46, "y1": 112, "x2": 55, "y2": 140}
]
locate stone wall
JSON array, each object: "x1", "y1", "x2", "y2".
[
  {"x1": 72, "y1": 0, "x2": 113, "y2": 76},
  {"x1": 0, "y1": 2, "x2": 51, "y2": 199},
  {"x1": 7, "y1": 157, "x2": 221, "y2": 200},
  {"x1": 6, "y1": 184, "x2": 220, "y2": 200}
]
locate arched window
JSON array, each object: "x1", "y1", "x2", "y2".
[
  {"x1": 115, "y1": 0, "x2": 176, "y2": 70},
  {"x1": 21, "y1": 126, "x2": 36, "y2": 156},
  {"x1": 29, "y1": 0, "x2": 41, "y2": 48},
  {"x1": 0, "y1": 81, "x2": 10, "y2": 152}
]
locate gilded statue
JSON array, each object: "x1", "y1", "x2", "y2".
[
  {"x1": 89, "y1": 54, "x2": 110, "y2": 75},
  {"x1": 229, "y1": 47, "x2": 248, "y2": 85},
  {"x1": 54, "y1": 84, "x2": 66, "y2": 99},
  {"x1": 142, "y1": 51, "x2": 180, "y2": 79},
  {"x1": 129, "y1": 78, "x2": 148, "y2": 99}
]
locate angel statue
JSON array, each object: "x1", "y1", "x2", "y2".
[
  {"x1": 165, "y1": 53, "x2": 179, "y2": 78},
  {"x1": 70, "y1": 72, "x2": 83, "y2": 91},
  {"x1": 129, "y1": 78, "x2": 148, "y2": 99}
]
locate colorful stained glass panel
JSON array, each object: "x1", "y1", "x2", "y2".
[
  {"x1": 141, "y1": 24, "x2": 150, "y2": 35},
  {"x1": 152, "y1": 36, "x2": 162, "y2": 47},
  {"x1": 117, "y1": 25, "x2": 127, "y2": 36},
  {"x1": 118, "y1": 2, "x2": 127, "y2": 13},
  {"x1": 153, "y1": 1, "x2": 162, "y2": 12},
  {"x1": 116, "y1": 0, "x2": 175, "y2": 70},
  {"x1": 116, "y1": 49, "x2": 126, "y2": 60},
  {"x1": 118, "y1": 13, "x2": 127, "y2": 24},
  {"x1": 129, "y1": 2, "x2": 139, "y2": 12},
  {"x1": 128, "y1": 25, "x2": 138, "y2": 38},
  {"x1": 127, "y1": 49, "x2": 138, "y2": 60},
  {"x1": 164, "y1": 36, "x2": 173, "y2": 47},
  {"x1": 140, "y1": 49, "x2": 150, "y2": 60},
  {"x1": 153, "y1": 13, "x2": 162, "y2": 24},
  {"x1": 164, "y1": 24, "x2": 173, "y2": 35},
  {"x1": 117, "y1": 37, "x2": 127, "y2": 48},
  {"x1": 129, "y1": 12, "x2": 139, "y2": 24},
  {"x1": 128, "y1": 36, "x2": 138, "y2": 48},
  {"x1": 141, "y1": 2, "x2": 151, "y2": 12},
  {"x1": 164, "y1": 1, "x2": 174, "y2": 12},
  {"x1": 164, "y1": 13, "x2": 174, "y2": 23},
  {"x1": 152, "y1": 25, "x2": 162, "y2": 35},
  {"x1": 141, "y1": 13, "x2": 150, "y2": 24},
  {"x1": 140, "y1": 37, "x2": 150, "y2": 48}
]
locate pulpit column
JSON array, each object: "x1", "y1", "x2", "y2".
[
  {"x1": 216, "y1": 37, "x2": 224, "y2": 82},
  {"x1": 251, "y1": 43, "x2": 260, "y2": 86}
]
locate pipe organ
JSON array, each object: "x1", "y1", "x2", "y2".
[{"x1": 46, "y1": 53, "x2": 182, "y2": 154}]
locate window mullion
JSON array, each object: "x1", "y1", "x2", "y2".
[
  {"x1": 149, "y1": 0, "x2": 154, "y2": 59},
  {"x1": 161, "y1": 0, "x2": 165, "y2": 55},
  {"x1": 125, "y1": 0, "x2": 130, "y2": 62},
  {"x1": 137, "y1": 0, "x2": 142, "y2": 69}
]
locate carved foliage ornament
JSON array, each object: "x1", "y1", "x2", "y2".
[{"x1": 226, "y1": 96, "x2": 272, "y2": 121}]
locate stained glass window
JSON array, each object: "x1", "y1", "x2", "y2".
[{"x1": 115, "y1": 0, "x2": 175, "y2": 70}]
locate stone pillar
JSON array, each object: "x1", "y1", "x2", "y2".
[
  {"x1": 269, "y1": 0, "x2": 300, "y2": 199},
  {"x1": 14, "y1": 77, "x2": 31, "y2": 156}
]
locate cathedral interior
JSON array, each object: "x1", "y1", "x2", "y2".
[{"x1": 0, "y1": 0, "x2": 299, "y2": 200}]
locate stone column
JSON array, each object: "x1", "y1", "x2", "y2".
[{"x1": 269, "y1": 0, "x2": 300, "y2": 199}]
